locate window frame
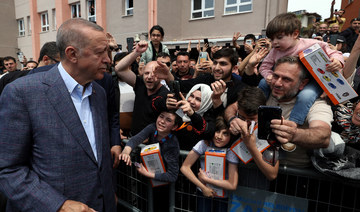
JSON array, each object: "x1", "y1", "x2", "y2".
[
  {"x1": 17, "y1": 18, "x2": 25, "y2": 36},
  {"x1": 191, "y1": 0, "x2": 215, "y2": 20},
  {"x1": 125, "y1": 0, "x2": 133, "y2": 16},
  {"x1": 88, "y1": 0, "x2": 96, "y2": 22},
  {"x1": 40, "y1": 12, "x2": 49, "y2": 32},
  {"x1": 71, "y1": 3, "x2": 81, "y2": 18},
  {"x1": 224, "y1": 0, "x2": 253, "y2": 15}
]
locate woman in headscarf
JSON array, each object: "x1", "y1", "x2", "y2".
[{"x1": 166, "y1": 83, "x2": 217, "y2": 150}]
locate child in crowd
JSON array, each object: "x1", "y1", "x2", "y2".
[
  {"x1": 119, "y1": 110, "x2": 182, "y2": 212},
  {"x1": 180, "y1": 116, "x2": 239, "y2": 212},
  {"x1": 235, "y1": 87, "x2": 279, "y2": 189},
  {"x1": 259, "y1": 13, "x2": 344, "y2": 125}
]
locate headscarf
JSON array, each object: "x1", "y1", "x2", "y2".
[{"x1": 182, "y1": 84, "x2": 213, "y2": 122}]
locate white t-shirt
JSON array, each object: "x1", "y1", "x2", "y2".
[{"x1": 118, "y1": 81, "x2": 135, "y2": 113}]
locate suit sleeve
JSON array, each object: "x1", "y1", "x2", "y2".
[{"x1": 0, "y1": 83, "x2": 67, "y2": 211}]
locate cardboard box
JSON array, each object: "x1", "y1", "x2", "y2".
[
  {"x1": 205, "y1": 149, "x2": 226, "y2": 197},
  {"x1": 140, "y1": 143, "x2": 168, "y2": 187},
  {"x1": 231, "y1": 126, "x2": 271, "y2": 164},
  {"x1": 299, "y1": 43, "x2": 358, "y2": 105}
]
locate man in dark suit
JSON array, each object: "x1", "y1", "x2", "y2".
[{"x1": 0, "y1": 18, "x2": 116, "y2": 211}]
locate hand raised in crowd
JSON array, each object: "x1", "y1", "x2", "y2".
[
  {"x1": 270, "y1": 118, "x2": 297, "y2": 144},
  {"x1": 232, "y1": 32, "x2": 241, "y2": 42},
  {"x1": 135, "y1": 40, "x2": 148, "y2": 54},
  {"x1": 240, "y1": 122, "x2": 257, "y2": 149},
  {"x1": 248, "y1": 47, "x2": 269, "y2": 68},
  {"x1": 138, "y1": 61, "x2": 145, "y2": 76},
  {"x1": 154, "y1": 60, "x2": 170, "y2": 80},
  {"x1": 210, "y1": 80, "x2": 226, "y2": 108},
  {"x1": 187, "y1": 41, "x2": 192, "y2": 53},
  {"x1": 255, "y1": 38, "x2": 271, "y2": 51},
  {"x1": 244, "y1": 43, "x2": 254, "y2": 53},
  {"x1": 196, "y1": 40, "x2": 201, "y2": 53},
  {"x1": 58, "y1": 200, "x2": 96, "y2": 212},
  {"x1": 211, "y1": 45, "x2": 222, "y2": 55},
  {"x1": 177, "y1": 92, "x2": 195, "y2": 116},
  {"x1": 326, "y1": 58, "x2": 342, "y2": 72}
]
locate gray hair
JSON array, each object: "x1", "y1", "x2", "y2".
[
  {"x1": 56, "y1": 18, "x2": 104, "y2": 59},
  {"x1": 274, "y1": 56, "x2": 309, "y2": 81}
]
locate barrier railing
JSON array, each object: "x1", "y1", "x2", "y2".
[{"x1": 115, "y1": 144, "x2": 360, "y2": 212}]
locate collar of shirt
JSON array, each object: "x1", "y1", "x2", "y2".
[{"x1": 58, "y1": 62, "x2": 93, "y2": 99}]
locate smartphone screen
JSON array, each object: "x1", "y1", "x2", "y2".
[
  {"x1": 257, "y1": 106, "x2": 282, "y2": 142},
  {"x1": 126, "y1": 37, "x2": 134, "y2": 52},
  {"x1": 245, "y1": 40, "x2": 252, "y2": 45},
  {"x1": 199, "y1": 52, "x2": 208, "y2": 64}
]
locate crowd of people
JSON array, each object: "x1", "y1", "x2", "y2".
[{"x1": 0, "y1": 4, "x2": 360, "y2": 212}]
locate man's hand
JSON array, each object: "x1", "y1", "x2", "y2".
[
  {"x1": 270, "y1": 119, "x2": 297, "y2": 144},
  {"x1": 110, "y1": 145, "x2": 122, "y2": 168},
  {"x1": 154, "y1": 61, "x2": 171, "y2": 80},
  {"x1": 135, "y1": 40, "x2": 148, "y2": 54},
  {"x1": 233, "y1": 32, "x2": 241, "y2": 42},
  {"x1": 211, "y1": 80, "x2": 226, "y2": 108},
  {"x1": 58, "y1": 200, "x2": 96, "y2": 212},
  {"x1": 166, "y1": 93, "x2": 178, "y2": 110},
  {"x1": 187, "y1": 41, "x2": 192, "y2": 53}
]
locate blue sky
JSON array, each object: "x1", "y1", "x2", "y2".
[{"x1": 287, "y1": 0, "x2": 342, "y2": 21}]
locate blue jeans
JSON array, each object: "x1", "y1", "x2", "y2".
[{"x1": 259, "y1": 78, "x2": 322, "y2": 125}]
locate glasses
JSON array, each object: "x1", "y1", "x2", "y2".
[
  {"x1": 160, "y1": 61, "x2": 171, "y2": 67},
  {"x1": 47, "y1": 55, "x2": 59, "y2": 63}
]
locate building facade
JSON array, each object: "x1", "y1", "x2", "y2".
[{"x1": 4, "y1": 0, "x2": 288, "y2": 61}]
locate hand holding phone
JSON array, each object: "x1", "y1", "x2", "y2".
[
  {"x1": 257, "y1": 106, "x2": 282, "y2": 144},
  {"x1": 126, "y1": 37, "x2": 134, "y2": 52}
]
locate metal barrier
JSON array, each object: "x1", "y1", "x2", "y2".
[{"x1": 115, "y1": 145, "x2": 360, "y2": 212}]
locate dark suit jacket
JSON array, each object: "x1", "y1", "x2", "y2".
[{"x1": 0, "y1": 66, "x2": 116, "y2": 211}]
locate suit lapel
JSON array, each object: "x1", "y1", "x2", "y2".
[
  {"x1": 43, "y1": 67, "x2": 98, "y2": 164},
  {"x1": 90, "y1": 86, "x2": 103, "y2": 167}
]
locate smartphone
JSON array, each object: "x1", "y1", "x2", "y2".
[
  {"x1": 204, "y1": 38, "x2": 209, "y2": 46},
  {"x1": 199, "y1": 52, "x2": 208, "y2": 64},
  {"x1": 170, "y1": 80, "x2": 181, "y2": 100},
  {"x1": 260, "y1": 29, "x2": 267, "y2": 39},
  {"x1": 257, "y1": 106, "x2": 282, "y2": 143},
  {"x1": 175, "y1": 45, "x2": 180, "y2": 51},
  {"x1": 245, "y1": 39, "x2": 252, "y2": 45},
  {"x1": 225, "y1": 43, "x2": 231, "y2": 48},
  {"x1": 17, "y1": 52, "x2": 24, "y2": 63},
  {"x1": 126, "y1": 37, "x2": 134, "y2": 52}
]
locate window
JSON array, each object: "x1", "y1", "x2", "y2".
[
  {"x1": 52, "y1": 9, "x2": 56, "y2": 30},
  {"x1": 17, "y1": 19, "x2": 25, "y2": 36},
  {"x1": 71, "y1": 3, "x2": 81, "y2": 18},
  {"x1": 88, "y1": 0, "x2": 96, "y2": 22},
  {"x1": 125, "y1": 0, "x2": 133, "y2": 16},
  {"x1": 191, "y1": 0, "x2": 214, "y2": 19},
  {"x1": 224, "y1": 0, "x2": 252, "y2": 15},
  {"x1": 41, "y1": 12, "x2": 49, "y2": 32},
  {"x1": 27, "y1": 16, "x2": 31, "y2": 34}
]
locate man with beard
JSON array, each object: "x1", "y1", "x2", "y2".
[
  {"x1": 115, "y1": 41, "x2": 169, "y2": 135},
  {"x1": 158, "y1": 48, "x2": 247, "y2": 112},
  {"x1": 226, "y1": 56, "x2": 333, "y2": 168}
]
